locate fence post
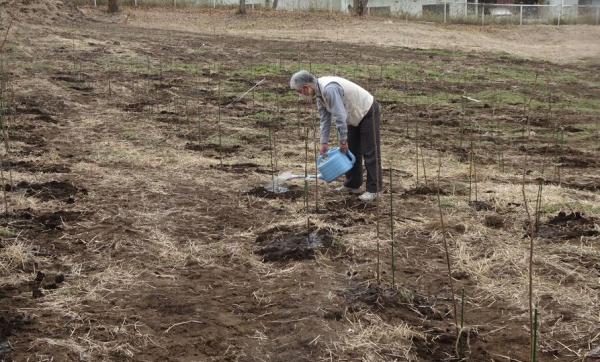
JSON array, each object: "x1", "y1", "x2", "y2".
[
  {"x1": 93, "y1": 0, "x2": 96, "y2": 7},
  {"x1": 444, "y1": 2, "x2": 447, "y2": 23},
  {"x1": 481, "y1": 4, "x2": 485, "y2": 26},
  {"x1": 520, "y1": 5, "x2": 523, "y2": 25},
  {"x1": 558, "y1": 3, "x2": 562, "y2": 26},
  {"x1": 596, "y1": 6, "x2": 599, "y2": 25}
]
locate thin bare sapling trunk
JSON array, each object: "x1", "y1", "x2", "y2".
[
  {"x1": 217, "y1": 83, "x2": 223, "y2": 168},
  {"x1": 437, "y1": 152, "x2": 459, "y2": 335},
  {"x1": 389, "y1": 164, "x2": 396, "y2": 287}
]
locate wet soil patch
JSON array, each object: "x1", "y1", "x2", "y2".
[
  {"x1": 184, "y1": 142, "x2": 241, "y2": 155},
  {"x1": 0, "y1": 209, "x2": 35, "y2": 229},
  {"x1": 52, "y1": 74, "x2": 85, "y2": 83},
  {"x1": 52, "y1": 74, "x2": 93, "y2": 92},
  {"x1": 563, "y1": 125, "x2": 585, "y2": 133},
  {"x1": 0, "y1": 314, "x2": 33, "y2": 349},
  {"x1": 217, "y1": 162, "x2": 270, "y2": 174},
  {"x1": 484, "y1": 214, "x2": 505, "y2": 228},
  {"x1": 0, "y1": 209, "x2": 85, "y2": 232},
  {"x1": 245, "y1": 185, "x2": 303, "y2": 200},
  {"x1": 254, "y1": 225, "x2": 335, "y2": 262},
  {"x1": 68, "y1": 83, "x2": 94, "y2": 92},
  {"x1": 325, "y1": 212, "x2": 368, "y2": 228},
  {"x1": 403, "y1": 185, "x2": 448, "y2": 196},
  {"x1": 12, "y1": 181, "x2": 87, "y2": 203},
  {"x1": 414, "y1": 326, "x2": 481, "y2": 361},
  {"x1": 518, "y1": 145, "x2": 584, "y2": 157},
  {"x1": 469, "y1": 200, "x2": 494, "y2": 211},
  {"x1": 341, "y1": 284, "x2": 447, "y2": 321},
  {"x1": 124, "y1": 101, "x2": 152, "y2": 113},
  {"x1": 559, "y1": 155, "x2": 599, "y2": 168},
  {"x1": 537, "y1": 211, "x2": 599, "y2": 240},
  {"x1": 325, "y1": 197, "x2": 378, "y2": 212},
  {"x1": 446, "y1": 145, "x2": 485, "y2": 163},
  {"x1": 0, "y1": 160, "x2": 70, "y2": 174},
  {"x1": 34, "y1": 210, "x2": 86, "y2": 230},
  {"x1": 561, "y1": 180, "x2": 600, "y2": 193},
  {"x1": 152, "y1": 78, "x2": 183, "y2": 90},
  {"x1": 156, "y1": 114, "x2": 186, "y2": 124},
  {"x1": 15, "y1": 100, "x2": 57, "y2": 123},
  {"x1": 11, "y1": 132, "x2": 47, "y2": 148},
  {"x1": 430, "y1": 117, "x2": 460, "y2": 127}
]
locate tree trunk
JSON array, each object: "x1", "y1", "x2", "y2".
[
  {"x1": 272, "y1": 0, "x2": 278, "y2": 10},
  {"x1": 108, "y1": 0, "x2": 119, "y2": 13},
  {"x1": 239, "y1": 0, "x2": 246, "y2": 14},
  {"x1": 353, "y1": 0, "x2": 368, "y2": 16}
]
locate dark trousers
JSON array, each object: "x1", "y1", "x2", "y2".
[{"x1": 344, "y1": 101, "x2": 382, "y2": 193}]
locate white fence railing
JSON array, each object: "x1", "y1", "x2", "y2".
[
  {"x1": 79, "y1": 1, "x2": 600, "y2": 25},
  {"x1": 414, "y1": 2, "x2": 600, "y2": 25}
]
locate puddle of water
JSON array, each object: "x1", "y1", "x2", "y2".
[
  {"x1": 264, "y1": 181, "x2": 289, "y2": 193},
  {"x1": 307, "y1": 231, "x2": 323, "y2": 248}
]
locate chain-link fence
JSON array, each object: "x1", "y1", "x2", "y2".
[
  {"x1": 415, "y1": 2, "x2": 600, "y2": 25},
  {"x1": 77, "y1": 0, "x2": 600, "y2": 25}
]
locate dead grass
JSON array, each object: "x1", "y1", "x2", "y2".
[
  {"x1": 338, "y1": 312, "x2": 422, "y2": 361},
  {"x1": 0, "y1": 239, "x2": 31, "y2": 275}
]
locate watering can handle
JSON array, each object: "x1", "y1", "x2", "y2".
[
  {"x1": 316, "y1": 147, "x2": 336, "y2": 165},
  {"x1": 346, "y1": 150, "x2": 356, "y2": 165},
  {"x1": 317, "y1": 147, "x2": 356, "y2": 165},
  {"x1": 317, "y1": 154, "x2": 325, "y2": 166}
]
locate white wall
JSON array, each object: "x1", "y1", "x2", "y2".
[{"x1": 277, "y1": 0, "x2": 349, "y2": 12}]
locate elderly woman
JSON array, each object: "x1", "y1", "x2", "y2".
[{"x1": 290, "y1": 70, "x2": 382, "y2": 202}]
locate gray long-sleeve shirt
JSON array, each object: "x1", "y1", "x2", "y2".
[{"x1": 317, "y1": 82, "x2": 348, "y2": 145}]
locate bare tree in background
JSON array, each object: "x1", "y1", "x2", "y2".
[
  {"x1": 353, "y1": 0, "x2": 368, "y2": 16},
  {"x1": 108, "y1": 0, "x2": 119, "y2": 13},
  {"x1": 239, "y1": 0, "x2": 246, "y2": 14}
]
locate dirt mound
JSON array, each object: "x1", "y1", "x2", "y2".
[
  {"x1": 34, "y1": 210, "x2": 86, "y2": 230},
  {"x1": 0, "y1": 160, "x2": 70, "y2": 174},
  {"x1": 11, "y1": 180, "x2": 87, "y2": 203},
  {"x1": 342, "y1": 284, "x2": 446, "y2": 320},
  {"x1": 469, "y1": 200, "x2": 494, "y2": 211},
  {"x1": 184, "y1": 142, "x2": 241, "y2": 155},
  {"x1": 403, "y1": 185, "x2": 448, "y2": 196},
  {"x1": 254, "y1": 225, "x2": 335, "y2": 262},
  {"x1": 0, "y1": 314, "x2": 32, "y2": 346},
  {"x1": 0, "y1": 0, "x2": 82, "y2": 25},
  {"x1": 559, "y1": 155, "x2": 599, "y2": 168},
  {"x1": 537, "y1": 211, "x2": 599, "y2": 240},
  {"x1": 0, "y1": 208, "x2": 87, "y2": 231}
]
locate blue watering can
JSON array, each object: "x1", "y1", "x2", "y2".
[{"x1": 317, "y1": 148, "x2": 356, "y2": 183}]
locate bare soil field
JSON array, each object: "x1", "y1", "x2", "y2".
[
  {"x1": 121, "y1": 7, "x2": 600, "y2": 64},
  {"x1": 0, "y1": 3, "x2": 599, "y2": 361}
]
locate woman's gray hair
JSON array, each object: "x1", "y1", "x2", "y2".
[{"x1": 289, "y1": 70, "x2": 316, "y2": 90}]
